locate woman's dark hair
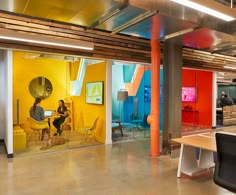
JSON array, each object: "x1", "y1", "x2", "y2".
[
  {"x1": 59, "y1": 99, "x2": 65, "y2": 107},
  {"x1": 32, "y1": 97, "x2": 41, "y2": 114}
]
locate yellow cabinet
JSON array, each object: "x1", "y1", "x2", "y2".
[{"x1": 13, "y1": 126, "x2": 26, "y2": 151}]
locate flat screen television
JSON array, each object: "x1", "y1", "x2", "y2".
[
  {"x1": 85, "y1": 81, "x2": 104, "y2": 105},
  {"x1": 182, "y1": 87, "x2": 197, "y2": 102}
]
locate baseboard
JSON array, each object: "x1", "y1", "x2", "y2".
[
  {"x1": 212, "y1": 126, "x2": 216, "y2": 129},
  {"x1": 0, "y1": 139, "x2": 14, "y2": 158}
]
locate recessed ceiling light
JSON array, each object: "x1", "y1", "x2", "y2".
[
  {"x1": 170, "y1": 0, "x2": 235, "y2": 21},
  {"x1": 224, "y1": 66, "x2": 236, "y2": 70},
  {"x1": 0, "y1": 28, "x2": 94, "y2": 50}
]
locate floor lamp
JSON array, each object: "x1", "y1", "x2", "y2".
[{"x1": 117, "y1": 89, "x2": 128, "y2": 121}]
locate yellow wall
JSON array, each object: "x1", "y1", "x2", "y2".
[
  {"x1": 70, "y1": 60, "x2": 80, "y2": 81},
  {"x1": 72, "y1": 61, "x2": 106, "y2": 143},
  {"x1": 13, "y1": 51, "x2": 70, "y2": 124},
  {"x1": 13, "y1": 52, "x2": 106, "y2": 143}
]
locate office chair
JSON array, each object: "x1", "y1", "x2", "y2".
[
  {"x1": 213, "y1": 133, "x2": 236, "y2": 193},
  {"x1": 80, "y1": 117, "x2": 99, "y2": 144}
]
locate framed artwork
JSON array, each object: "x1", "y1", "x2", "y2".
[{"x1": 85, "y1": 81, "x2": 104, "y2": 105}]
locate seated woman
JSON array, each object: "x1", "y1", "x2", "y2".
[
  {"x1": 29, "y1": 97, "x2": 50, "y2": 140},
  {"x1": 53, "y1": 100, "x2": 68, "y2": 136}
]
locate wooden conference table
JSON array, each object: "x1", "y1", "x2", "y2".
[{"x1": 172, "y1": 132, "x2": 217, "y2": 178}]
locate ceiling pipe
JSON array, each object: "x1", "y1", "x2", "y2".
[
  {"x1": 88, "y1": 0, "x2": 129, "y2": 29},
  {"x1": 111, "y1": 10, "x2": 158, "y2": 35},
  {"x1": 160, "y1": 26, "x2": 201, "y2": 41}
]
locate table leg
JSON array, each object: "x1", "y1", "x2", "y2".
[
  {"x1": 177, "y1": 145, "x2": 214, "y2": 178},
  {"x1": 199, "y1": 149, "x2": 214, "y2": 169},
  {"x1": 177, "y1": 144, "x2": 184, "y2": 178}
]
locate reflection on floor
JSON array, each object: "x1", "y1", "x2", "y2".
[
  {"x1": 0, "y1": 140, "x2": 230, "y2": 194},
  {"x1": 15, "y1": 131, "x2": 101, "y2": 156},
  {"x1": 112, "y1": 126, "x2": 150, "y2": 143},
  {"x1": 216, "y1": 125, "x2": 236, "y2": 133},
  {"x1": 113, "y1": 124, "x2": 212, "y2": 143},
  {"x1": 181, "y1": 125, "x2": 212, "y2": 136}
]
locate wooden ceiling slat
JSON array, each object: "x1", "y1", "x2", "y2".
[
  {"x1": 0, "y1": 11, "x2": 150, "y2": 45},
  {"x1": 94, "y1": 43, "x2": 150, "y2": 54},
  {"x1": 0, "y1": 10, "x2": 235, "y2": 72}
]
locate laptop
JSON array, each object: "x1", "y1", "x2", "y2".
[{"x1": 44, "y1": 110, "x2": 53, "y2": 117}]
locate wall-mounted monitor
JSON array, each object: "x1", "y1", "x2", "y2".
[
  {"x1": 182, "y1": 87, "x2": 197, "y2": 102},
  {"x1": 86, "y1": 81, "x2": 104, "y2": 105}
]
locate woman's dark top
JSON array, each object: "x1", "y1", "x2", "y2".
[
  {"x1": 30, "y1": 106, "x2": 45, "y2": 121},
  {"x1": 57, "y1": 106, "x2": 68, "y2": 118}
]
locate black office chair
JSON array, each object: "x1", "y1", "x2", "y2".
[{"x1": 214, "y1": 133, "x2": 236, "y2": 192}]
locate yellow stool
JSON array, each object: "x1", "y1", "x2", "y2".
[{"x1": 13, "y1": 126, "x2": 26, "y2": 151}]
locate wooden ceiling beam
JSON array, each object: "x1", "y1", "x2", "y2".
[{"x1": 0, "y1": 10, "x2": 235, "y2": 72}]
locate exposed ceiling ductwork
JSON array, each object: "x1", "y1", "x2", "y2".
[
  {"x1": 0, "y1": 0, "x2": 234, "y2": 69},
  {"x1": 114, "y1": 0, "x2": 236, "y2": 58}
]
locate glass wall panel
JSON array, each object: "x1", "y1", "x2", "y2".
[
  {"x1": 13, "y1": 52, "x2": 104, "y2": 156},
  {"x1": 111, "y1": 62, "x2": 164, "y2": 143},
  {"x1": 217, "y1": 83, "x2": 236, "y2": 127},
  {"x1": 181, "y1": 69, "x2": 213, "y2": 135}
]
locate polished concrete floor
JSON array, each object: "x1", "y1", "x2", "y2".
[{"x1": 0, "y1": 140, "x2": 233, "y2": 195}]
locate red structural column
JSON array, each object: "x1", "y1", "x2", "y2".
[
  {"x1": 147, "y1": 15, "x2": 161, "y2": 156},
  {"x1": 147, "y1": 39, "x2": 161, "y2": 156}
]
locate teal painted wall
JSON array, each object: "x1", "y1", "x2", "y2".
[
  {"x1": 112, "y1": 65, "x2": 163, "y2": 130},
  {"x1": 112, "y1": 65, "x2": 126, "y2": 120}
]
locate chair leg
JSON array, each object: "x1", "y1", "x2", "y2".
[
  {"x1": 85, "y1": 130, "x2": 89, "y2": 141},
  {"x1": 35, "y1": 130, "x2": 40, "y2": 145},
  {"x1": 80, "y1": 134, "x2": 85, "y2": 144},
  {"x1": 81, "y1": 130, "x2": 88, "y2": 144},
  {"x1": 27, "y1": 130, "x2": 39, "y2": 146},
  {"x1": 118, "y1": 122, "x2": 123, "y2": 136},
  {"x1": 81, "y1": 130, "x2": 96, "y2": 143},
  {"x1": 27, "y1": 132, "x2": 34, "y2": 147},
  {"x1": 90, "y1": 131, "x2": 96, "y2": 142},
  {"x1": 120, "y1": 127, "x2": 123, "y2": 136}
]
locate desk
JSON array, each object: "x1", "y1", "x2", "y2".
[{"x1": 172, "y1": 133, "x2": 216, "y2": 178}]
